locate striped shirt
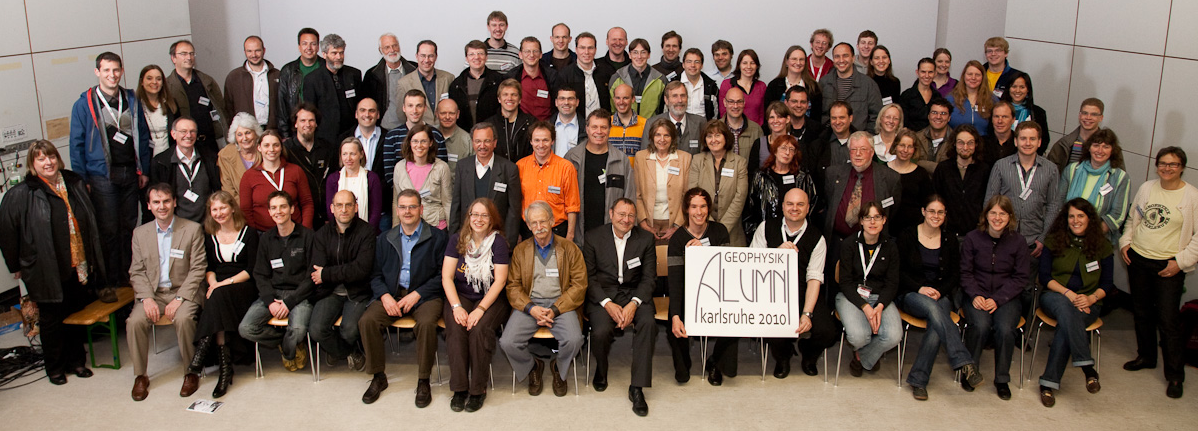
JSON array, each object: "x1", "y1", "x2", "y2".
[
  {"x1": 984, "y1": 154, "x2": 1063, "y2": 244},
  {"x1": 484, "y1": 39, "x2": 521, "y2": 73},
  {"x1": 609, "y1": 114, "x2": 646, "y2": 157},
  {"x1": 380, "y1": 124, "x2": 447, "y2": 186}
]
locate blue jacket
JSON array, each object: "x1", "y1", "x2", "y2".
[
  {"x1": 369, "y1": 220, "x2": 448, "y2": 307},
  {"x1": 69, "y1": 87, "x2": 152, "y2": 180}
]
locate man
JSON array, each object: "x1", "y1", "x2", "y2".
[
  {"x1": 309, "y1": 190, "x2": 375, "y2": 372},
  {"x1": 542, "y1": 23, "x2": 576, "y2": 71},
  {"x1": 820, "y1": 101, "x2": 856, "y2": 170},
  {"x1": 823, "y1": 132, "x2": 901, "y2": 267},
  {"x1": 450, "y1": 40, "x2": 504, "y2": 130},
  {"x1": 482, "y1": 11, "x2": 521, "y2": 73},
  {"x1": 552, "y1": 86, "x2": 585, "y2": 156},
  {"x1": 239, "y1": 191, "x2": 323, "y2": 374},
  {"x1": 704, "y1": 40, "x2": 735, "y2": 89},
  {"x1": 598, "y1": 27, "x2": 630, "y2": 71},
  {"x1": 277, "y1": 28, "x2": 322, "y2": 138},
  {"x1": 284, "y1": 103, "x2": 338, "y2": 228},
  {"x1": 338, "y1": 98, "x2": 389, "y2": 182},
  {"x1": 642, "y1": 81, "x2": 707, "y2": 155},
  {"x1": 933, "y1": 128, "x2": 991, "y2": 238},
  {"x1": 1047, "y1": 98, "x2": 1105, "y2": 173},
  {"x1": 582, "y1": 198, "x2": 656, "y2": 416},
  {"x1": 608, "y1": 84, "x2": 645, "y2": 157},
  {"x1": 653, "y1": 31, "x2": 684, "y2": 79},
  {"x1": 984, "y1": 121, "x2": 1062, "y2": 264},
  {"x1": 517, "y1": 122, "x2": 580, "y2": 240},
  {"x1": 984, "y1": 37, "x2": 1023, "y2": 99},
  {"x1": 165, "y1": 40, "x2": 228, "y2": 153},
  {"x1": 362, "y1": 33, "x2": 417, "y2": 130},
  {"x1": 484, "y1": 79, "x2": 535, "y2": 161},
  {"x1": 148, "y1": 117, "x2": 221, "y2": 223},
  {"x1": 559, "y1": 32, "x2": 615, "y2": 116},
  {"x1": 506, "y1": 37, "x2": 561, "y2": 121},
  {"x1": 566, "y1": 109, "x2": 637, "y2": 243},
  {"x1": 808, "y1": 30, "x2": 834, "y2": 81},
  {"x1": 749, "y1": 188, "x2": 838, "y2": 379},
  {"x1": 819, "y1": 43, "x2": 882, "y2": 132},
  {"x1": 673, "y1": 48, "x2": 719, "y2": 120},
  {"x1": 723, "y1": 87, "x2": 763, "y2": 159},
  {"x1": 449, "y1": 122, "x2": 524, "y2": 242},
  {"x1": 854, "y1": 30, "x2": 878, "y2": 74},
  {"x1": 499, "y1": 201, "x2": 587, "y2": 397},
  {"x1": 303, "y1": 34, "x2": 362, "y2": 145},
  {"x1": 393, "y1": 40, "x2": 456, "y2": 127},
  {"x1": 983, "y1": 101, "x2": 1018, "y2": 164},
  {"x1": 358, "y1": 190, "x2": 448, "y2": 405},
  {"x1": 69, "y1": 51, "x2": 151, "y2": 302},
  {"x1": 224, "y1": 36, "x2": 279, "y2": 130},
  {"x1": 786, "y1": 86, "x2": 826, "y2": 192},
  {"x1": 382, "y1": 90, "x2": 449, "y2": 187},
  {"x1": 127, "y1": 184, "x2": 205, "y2": 401},
  {"x1": 437, "y1": 99, "x2": 472, "y2": 171},
  {"x1": 923, "y1": 98, "x2": 954, "y2": 166}
]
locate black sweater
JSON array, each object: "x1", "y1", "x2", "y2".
[
  {"x1": 838, "y1": 231, "x2": 901, "y2": 309},
  {"x1": 311, "y1": 217, "x2": 376, "y2": 302},
  {"x1": 253, "y1": 224, "x2": 325, "y2": 308}
]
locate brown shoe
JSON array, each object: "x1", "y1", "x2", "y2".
[
  {"x1": 551, "y1": 361, "x2": 568, "y2": 397},
  {"x1": 131, "y1": 375, "x2": 150, "y2": 401},
  {"x1": 97, "y1": 287, "x2": 118, "y2": 303},
  {"x1": 527, "y1": 359, "x2": 544, "y2": 396},
  {"x1": 179, "y1": 373, "x2": 200, "y2": 397}
]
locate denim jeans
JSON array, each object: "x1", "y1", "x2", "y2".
[
  {"x1": 86, "y1": 166, "x2": 139, "y2": 287},
  {"x1": 963, "y1": 295, "x2": 1022, "y2": 384},
  {"x1": 835, "y1": 293, "x2": 901, "y2": 370},
  {"x1": 238, "y1": 298, "x2": 313, "y2": 359},
  {"x1": 309, "y1": 294, "x2": 368, "y2": 360},
  {"x1": 1037, "y1": 291, "x2": 1099, "y2": 389},
  {"x1": 898, "y1": 292, "x2": 973, "y2": 388}
]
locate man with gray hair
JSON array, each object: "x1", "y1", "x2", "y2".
[
  {"x1": 303, "y1": 33, "x2": 362, "y2": 145},
  {"x1": 641, "y1": 81, "x2": 707, "y2": 154},
  {"x1": 822, "y1": 130, "x2": 901, "y2": 278},
  {"x1": 362, "y1": 33, "x2": 416, "y2": 130}
]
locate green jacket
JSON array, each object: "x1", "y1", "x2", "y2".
[{"x1": 610, "y1": 65, "x2": 665, "y2": 119}]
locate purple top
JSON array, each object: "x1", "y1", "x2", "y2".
[
  {"x1": 960, "y1": 228, "x2": 1029, "y2": 307},
  {"x1": 932, "y1": 77, "x2": 958, "y2": 98},
  {"x1": 324, "y1": 169, "x2": 384, "y2": 232},
  {"x1": 445, "y1": 232, "x2": 511, "y2": 301}
]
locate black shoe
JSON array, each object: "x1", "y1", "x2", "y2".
[
  {"x1": 849, "y1": 355, "x2": 863, "y2": 378},
  {"x1": 449, "y1": 391, "x2": 467, "y2": 412},
  {"x1": 1167, "y1": 381, "x2": 1184, "y2": 399},
  {"x1": 464, "y1": 393, "x2": 486, "y2": 412},
  {"x1": 912, "y1": 386, "x2": 928, "y2": 401},
  {"x1": 628, "y1": 386, "x2": 648, "y2": 417},
  {"x1": 528, "y1": 359, "x2": 544, "y2": 396},
  {"x1": 1123, "y1": 357, "x2": 1157, "y2": 371},
  {"x1": 800, "y1": 357, "x2": 819, "y2": 376},
  {"x1": 72, "y1": 367, "x2": 93, "y2": 378},
  {"x1": 707, "y1": 365, "x2": 723, "y2": 386},
  {"x1": 996, "y1": 382, "x2": 1012, "y2": 400},
  {"x1": 362, "y1": 373, "x2": 388, "y2": 404},
  {"x1": 97, "y1": 287, "x2": 118, "y2": 303},
  {"x1": 415, "y1": 379, "x2": 432, "y2": 408},
  {"x1": 551, "y1": 361, "x2": 567, "y2": 397},
  {"x1": 592, "y1": 371, "x2": 608, "y2": 392},
  {"x1": 48, "y1": 374, "x2": 67, "y2": 385},
  {"x1": 960, "y1": 378, "x2": 975, "y2": 392},
  {"x1": 213, "y1": 344, "x2": 234, "y2": 399},
  {"x1": 674, "y1": 368, "x2": 690, "y2": 384},
  {"x1": 1086, "y1": 375, "x2": 1101, "y2": 394},
  {"x1": 1040, "y1": 386, "x2": 1055, "y2": 407},
  {"x1": 960, "y1": 363, "x2": 984, "y2": 388},
  {"x1": 773, "y1": 360, "x2": 791, "y2": 379}
]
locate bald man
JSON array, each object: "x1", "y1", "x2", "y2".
[{"x1": 436, "y1": 98, "x2": 472, "y2": 171}]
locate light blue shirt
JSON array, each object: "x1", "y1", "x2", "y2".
[
  {"x1": 554, "y1": 115, "x2": 579, "y2": 157},
  {"x1": 356, "y1": 125, "x2": 383, "y2": 170},
  {"x1": 155, "y1": 218, "x2": 175, "y2": 288},
  {"x1": 398, "y1": 222, "x2": 423, "y2": 289}
]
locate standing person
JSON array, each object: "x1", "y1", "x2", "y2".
[
  {"x1": 869, "y1": 46, "x2": 901, "y2": 104},
  {"x1": 437, "y1": 99, "x2": 473, "y2": 171},
  {"x1": 564, "y1": 110, "x2": 637, "y2": 244},
  {"x1": 1120, "y1": 146, "x2": 1198, "y2": 399},
  {"x1": 393, "y1": 124, "x2": 453, "y2": 229},
  {"x1": 165, "y1": 40, "x2": 227, "y2": 153},
  {"x1": 666, "y1": 189, "x2": 730, "y2": 382},
  {"x1": 807, "y1": 30, "x2": 834, "y2": 81},
  {"x1": 449, "y1": 123, "x2": 524, "y2": 243},
  {"x1": 819, "y1": 43, "x2": 882, "y2": 132},
  {"x1": 218, "y1": 113, "x2": 262, "y2": 202},
  {"x1": 689, "y1": 121, "x2": 749, "y2": 246},
  {"x1": 641, "y1": 81, "x2": 708, "y2": 155},
  {"x1": 706, "y1": 40, "x2": 736, "y2": 88},
  {"x1": 835, "y1": 201, "x2": 902, "y2": 378},
  {"x1": 745, "y1": 135, "x2": 817, "y2": 240},
  {"x1": 653, "y1": 30, "x2": 684, "y2": 78},
  {"x1": 283, "y1": 103, "x2": 338, "y2": 228},
  {"x1": 516, "y1": 122, "x2": 580, "y2": 240},
  {"x1": 325, "y1": 138, "x2": 383, "y2": 231},
  {"x1": 984, "y1": 37, "x2": 1024, "y2": 99},
  {"x1": 1047, "y1": 98, "x2": 1105, "y2": 173},
  {"x1": 921, "y1": 99, "x2": 955, "y2": 165},
  {"x1": 722, "y1": 88, "x2": 764, "y2": 168},
  {"x1": 224, "y1": 35, "x2": 279, "y2": 131},
  {"x1": 984, "y1": 121, "x2": 1062, "y2": 278},
  {"x1": 885, "y1": 129, "x2": 933, "y2": 233},
  {"x1": 362, "y1": 33, "x2": 416, "y2": 130},
  {"x1": 945, "y1": 60, "x2": 996, "y2": 135},
  {"x1": 276, "y1": 28, "x2": 322, "y2": 138},
  {"x1": 717, "y1": 50, "x2": 767, "y2": 125},
  {"x1": 149, "y1": 117, "x2": 222, "y2": 223},
  {"x1": 239, "y1": 131, "x2": 315, "y2": 231},
  {"x1": 599, "y1": 27, "x2": 631, "y2": 71},
  {"x1": 1058, "y1": 128, "x2": 1130, "y2": 245},
  {"x1": 672, "y1": 48, "x2": 720, "y2": 121},
  {"x1": 505, "y1": 37, "x2": 561, "y2": 122},
  {"x1": 854, "y1": 31, "x2": 878, "y2": 74},
  {"x1": 899, "y1": 58, "x2": 941, "y2": 132},
  {"x1": 309, "y1": 191, "x2": 375, "y2": 373},
  {"x1": 482, "y1": 11, "x2": 521, "y2": 73},
  {"x1": 610, "y1": 38, "x2": 666, "y2": 119},
  {"x1": 136, "y1": 65, "x2": 178, "y2": 156},
  {"x1": 933, "y1": 125, "x2": 991, "y2": 239},
  {"x1": 543, "y1": 23, "x2": 576, "y2": 71},
  {"x1": 765, "y1": 46, "x2": 819, "y2": 107},
  {"x1": 634, "y1": 120, "x2": 692, "y2": 244},
  {"x1": 302, "y1": 34, "x2": 362, "y2": 145},
  {"x1": 931, "y1": 48, "x2": 957, "y2": 98},
  {"x1": 999, "y1": 72, "x2": 1048, "y2": 148},
  {"x1": 394, "y1": 40, "x2": 456, "y2": 127},
  {"x1": 871, "y1": 104, "x2": 904, "y2": 163},
  {"x1": 0, "y1": 141, "x2": 105, "y2": 385},
  {"x1": 485, "y1": 79, "x2": 536, "y2": 162},
  {"x1": 559, "y1": 32, "x2": 615, "y2": 117}
]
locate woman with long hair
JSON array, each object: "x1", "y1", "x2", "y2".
[
  {"x1": 931, "y1": 48, "x2": 957, "y2": 98},
  {"x1": 766, "y1": 45, "x2": 821, "y2": 105},
  {"x1": 393, "y1": 123, "x2": 453, "y2": 229},
  {"x1": 718, "y1": 49, "x2": 767, "y2": 124},
  {"x1": 135, "y1": 65, "x2": 178, "y2": 155},
  {"x1": 239, "y1": 130, "x2": 315, "y2": 230},
  {"x1": 869, "y1": 45, "x2": 902, "y2": 103},
  {"x1": 1058, "y1": 128, "x2": 1130, "y2": 245},
  {"x1": 667, "y1": 188, "x2": 731, "y2": 384},
  {"x1": 946, "y1": 60, "x2": 997, "y2": 135}
]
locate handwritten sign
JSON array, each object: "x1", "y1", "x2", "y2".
[{"x1": 684, "y1": 246, "x2": 800, "y2": 337}]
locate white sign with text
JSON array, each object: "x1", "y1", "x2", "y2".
[{"x1": 685, "y1": 246, "x2": 800, "y2": 337}]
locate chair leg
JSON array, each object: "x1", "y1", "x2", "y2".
[
  {"x1": 315, "y1": 342, "x2": 321, "y2": 382},
  {"x1": 435, "y1": 350, "x2": 442, "y2": 386},
  {"x1": 307, "y1": 335, "x2": 316, "y2": 383},
  {"x1": 1095, "y1": 329, "x2": 1101, "y2": 372},
  {"x1": 490, "y1": 363, "x2": 495, "y2": 390},
  {"x1": 898, "y1": 325, "x2": 909, "y2": 388},
  {"x1": 1018, "y1": 327, "x2": 1025, "y2": 390},
  {"x1": 699, "y1": 336, "x2": 708, "y2": 382},
  {"x1": 573, "y1": 353, "x2": 579, "y2": 396},
  {"x1": 823, "y1": 346, "x2": 829, "y2": 384},
  {"x1": 1029, "y1": 323, "x2": 1043, "y2": 385},
  {"x1": 255, "y1": 342, "x2": 264, "y2": 379},
  {"x1": 585, "y1": 333, "x2": 591, "y2": 387},
  {"x1": 835, "y1": 332, "x2": 844, "y2": 387},
  {"x1": 152, "y1": 325, "x2": 157, "y2": 355},
  {"x1": 759, "y1": 338, "x2": 767, "y2": 382}
]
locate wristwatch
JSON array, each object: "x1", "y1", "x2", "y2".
[
  {"x1": 451, "y1": 303, "x2": 462, "y2": 309},
  {"x1": 175, "y1": 296, "x2": 184, "y2": 302},
  {"x1": 802, "y1": 311, "x2": 814, "y2": 318}
]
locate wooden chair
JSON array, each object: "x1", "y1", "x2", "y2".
[
  {"x1": 253, "y1": 317, "x2": 316, "y2": 382},
  {"x1": 1026, "y1": 308, "x2": 1103, "y2": 384},
  {"x1": 63, "y1": 287, "x2": 134, "y2": 369}
]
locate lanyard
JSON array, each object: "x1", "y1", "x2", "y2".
[
  {"x1": 97, "y1": 88, "x2": 123, "y2": 124},
  {"x1": 262, "y1": 167, "x2": 285, "y2": 191},
  {"x1": 178, "y1": 157, "x2": 201, "y2": 188},
  {"x1": 1019, "y1": 164, "x2": 1037, "y2": 196},
  {"x1": 783, "y1": 223, "x2": 804, "y2": 245},
  {"x1": 858, "y1": 240, "x2": 881, "y2": 283}
]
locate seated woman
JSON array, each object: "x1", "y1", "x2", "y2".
[
  {"x1": 886, "y1": 129, "x2": 934, "y2": 233},
  {"x1": 393, "y1": 123, "x2": 453, "y2": 229},
  {"x1": 667, "y1": 188, "x2": 731, "y2": 384},
  {"x1": 835, "y1": 201, "x2": 902, "y2": 378},
  {"x1": 634, "y1": 119, "x2": 692, "y2": 244},
  {"x1": 1037, "y1": 198, "x2": 1111, "y2": 407},
  {"x1": 325, "y1": 137, "x2": 383, "y2": 231},
  {"x1": 896, "y1": 195, "x2": 982, "y2": 400},
  {"x1": 442, "y1": 198, "x2": 511, "y2": 412},
  {"x1": 689, "y1": 121, "x2": 749, "y2": 246},
  {"x1": 743, "y1": 135, "x2": 817, "y2": 239},
  {"x1": 219, "y1": 113, "x2": 262, "y2": 202},
  {"x1": 961, "y1": 195, "x2": 1029, "y2": 400}
]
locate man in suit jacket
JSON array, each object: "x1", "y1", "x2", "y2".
[
  {"x1": 127, "y1": 184, "x2": 207, "y2": 401},
  {"x1": 392, "y1": 41, "x2": 456, "y2": 127},
  {"x1": 823, "y1": 131, "x2": 901, "y2": 282},
  {"x1": 581, "y1": 198, "x2": 657, "y2": 416},
  {"x1": 641, "y1": 81, "x2": 707, "y2": 155},
  {"x1": 565, "y1": 109, "x2": 637, "y2": 244},
  {"x1": 362, "y1": 33, "x2": 417, "y2": 130},
  {"x1": 449, "y1": 122, "x2": 524, "y2": 242}
]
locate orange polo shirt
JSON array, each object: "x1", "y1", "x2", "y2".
[{"x1": 516, "y1": 153, "x2": 580, "y2": 226}]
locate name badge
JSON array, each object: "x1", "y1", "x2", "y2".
[
  {"x1": 667, "y1": 166, "x2": 681, "y2": 176},
  {"x1": 112, "y1": 132, "x2": 129, "y2": 144},
  {"x1": 782, "y1": 175, "x2": 795, "y2": 185},
  {"x1": 183, "y1": 190, "x2": 199, "y2": 202},
  {"x1": 493, "y1": 182, "x2": 507, "y2": 192},
  {"x1": 210, "y1": 110, "x2": 221, "y2": 121},
  {"x1": 635, "y1": 95, "x2": 643, "y2": 104},
  {"x1": 666, "y1": 71, "x2": 677, "y2": 80},
  {"x1": 689, "y1": 139, "x2": 698, "y2": 148},
  {"x1": 1019, "y1": 188, "x2": 1033, "y2": 201},
  {"x1": 1099, "y1": 183, "x2": 1114, "y2": 196},
  {"x1": 345, "y1": 89, "x2": 356, "y2": 98},
  {"x1": 699, "y1": 237, "x2": 711, "y2": 246},
  {"x1": 856, "y1": 284, "x2": 872, "y2": 299},
  {"x1": 627, "y1": 257, "x2": 642, "y2": 269},
  {"x1": 548, "y1": 185, "x2": 561, "y2": 194},
  {"x1": 598, "y1": 174, "x2": 606, "y2": 184},
  {"x1": 270, "y1": 258, "x2": 284, "y2": 269},
  {"x1": 440, "y1": 93, "x2": 450, "y2": 101},
  {"x1": 881, "y1": 197, "x2": 895, "y2": 208},
  {"x1": 536, "y1": 89, "x2": 550, "y2": 99},
  {"x1": 448, "y1": 153, "x2": 459, "y2": 163},
  {"x1": 709, "y1": 95, "x2": 717, "y2": 104},
  {"x1": 545, "y1": 268, "x2": 559, "y2": 278},
  {"x1": 169, "y1": 248, "x2": 185, "y2": 259},
  {"x1": 721, "y1": 168, "x2": 735, "y2": 178},
  {"x1": 198, "y1": 96, "x2": 210, "y2": 106},
  {"x1": 1085, "y1": 260, "x2": 1100, "y2": 273},
  {"x1": 881, "y1": 96, "x2": 893, "y2": 106},
  {"x1": 420, "y1": 189, "x2": 432, "y2": 198},
  {"x1": 993, "y1": 89, "x2": 1005, "y2": 99},
  {"x1": 233, "y1": 241, "x2": 245, "y2": 254}
]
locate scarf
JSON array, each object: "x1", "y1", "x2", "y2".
[
  {"x1": 462, "y1": 232, "x2": 498, "y2": 294},
  {"x1": 41, "y1": 175, "x2": 88, "y2": 284},
  {"x1": 337, "y1": 166, "x2": 371, "y2": 221},
  {"x1": 1011, "y1": 101, "x2": 1031, "y2": 122},
  {"x1": 1066, "y1": 160, "x2": 1111, "y2": 203}
]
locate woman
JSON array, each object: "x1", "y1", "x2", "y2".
[
  {"x1": 325, "y1": 137, "x2": 383, "y2": 231},
  {"x1": 946, "y1": 60, "x2": 996, "y2": 135},
  {"x1": 766, "y1": 46, "x2": 820, "y2": 106},
  {"x1": 1036, "y1": 198, "x2": 1111, "y2": 407},
  {"x1": 872, "y1": 104, "x2": 904, "y2": 163},
  {"x1": 836, "y1": 202, "x2": 902, "y2": 377},
  {"x1": 899, "y1": 58, "x2": 941, "y2": 131},
  {"x1": 609, "y1": 38, "x2": 665, "y2": 118},
  {"x1": 442, "y1": 198, "x2": 511, "y2": 412},
  {"x1": 634, "y1": 119, "x2": 692, "y2": 244},
  {"x1": 887, "y1": 129, "x2": 934, "y2": 233},
  {"x1": 184, "y1": 191, "x2": 259, "y2": 398},
  {"x1": 897, "y1": 196, "x2": 981, "y2": 400},
  {"x1": 748, "y1": 102, "x2": 792, "y2": 182},
  {"x1": 689, "y1": 121, "x2": 749, "y2": 246},
  {"x1": 1058, "y1": 128, "x2": 1130, "y2": 245},
  {"x1": 808, "y1": 29, "x2": 834, "y2": 81},
  {"x1": 239, "y1": 130, "x2": 314, "y2": 231},
  {"x1": 744, "y1": 135, "x2": 817, "y2": 238},
  {"x1": 219, "y1": 112, "x2": 262, "y2": 202},
  {"x1": 1119, "y1": 146, "x2": 1198, "y2": 399},
  {"x1": 718, "y1": 49, "x2": 767, "y2": 124},
  {"x1": 0, "y1": 141, "x2": 105, "y2": 385},
  {"x1": 961, "y1": 195, "x2": 1028, "y2": 400},
  {"x1": 667, "y1": 188, "x2": 731, "y2": 384},
  {"x1": 135, "y1": 65, "x2": 177, "y2": 156},
  {"x1": 1000, "y1": 72, "x2": 1049, "y2": 148},
  {"x1": 869, "y1": 46, "x2": 902, "y2": 103},
  {"x1": 393, "y1": 124, "x2": 452, "y2": 229},
  {"x1": 931, "y1": 48, "x2": 957, "y2": 98}
]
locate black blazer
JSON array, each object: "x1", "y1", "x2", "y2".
[
  {"x1": 449, "y1": 154, "x2": 524, "y2": 243},
  {"x1": 448, "y1": 67, "x2": 503, "y2": 130},
  {"x1": 361, "y1": 57, "x2": 416, "y2": 119},
  {"x1": 896, "y1": 225, "x2": 960, "y2": 299},
  {"x1": 582, "y1": 225, "x2": 657, "y2": 305},
  {"x1": 302, "y1": 65, "x2": 363, "y2": 146},
  {"x1": 823, "y1": 162, "x2": 902, "y2": 237},
  {"x1": 559, "y1": 61, "x2": 616, "y2": 113}
]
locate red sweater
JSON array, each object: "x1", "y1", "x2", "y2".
[{"x1": 239, "y1": 161, "x2": 315, "y2": 231}]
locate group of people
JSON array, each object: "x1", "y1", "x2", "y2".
[{"x1": 0, "y1": 10, "x2": 1191, "y2": 418}]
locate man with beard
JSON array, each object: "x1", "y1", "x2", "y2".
[
  {"x1": 641, "y1": 81, "x2": 706, "y2": 155},
  {"x1": 303, "y1": 34, "x2": 362, "y2": 146},
  {"x1": 363, "y1": 33, "x2": 416, "y2": 130},
  {"x1": 224, "y1": 36, "x2": 279, "y2": 130},
  {"x1": 283, "y1": 103, "x2": 338, "y2": 228}
]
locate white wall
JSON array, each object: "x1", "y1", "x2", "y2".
[{"x1": 935, "y1": 0, "x2": 1008, "y2": 81}]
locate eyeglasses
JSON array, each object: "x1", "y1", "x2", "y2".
[
  {"x1": 862, "y1": 215, "x2": 884, "y2": 222},
  {"x1": 987, "y1": 211, "x2": 1009, "y2": 218},
  {"x1": 468, "y1": 212, "x2": 490, "y2": 219},
  {"x1": 333, "y1": 203, "x2": 356, "y2": 210},
  {"x1": 396, "y1": 205, "x2": 420, "y2": 211},
  {"x1": 923, "y1": 210, "x2": 946, "y2": 216},
  {"x1": 1159, "y1": 162, "x2": 1183, "y2": 169},
  {"x1": 956, "y1": 139, "x2": 976, "y2": 146},
  {"x1": 929, "y1": 111, "x2": 950, "y2": 117},
  {"x1": 725, "y1": 99, "x2": 745, "y2": 105},
  {"x1": 174, "y1": 52, "x2": 195, "y2": 57}
]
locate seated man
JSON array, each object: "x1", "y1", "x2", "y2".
[
  {"x1": 358, "y1": 189, "x2": 447, "y2": 406},
  {"x1": 310, "y1": 191, "x2": 376, "y2": 370},
  {"x1": 582, "y1": 198, "x2": 657, "y2": 416},
  {"x1": 238, "y1": 191, "x2": 324, "y2": 372},
  {"x1": 127, "y1": 183, "x2": 206, "y2": 401},
  {"x1": 499, "y1": 201, "x2": 586, "y2": 397}
]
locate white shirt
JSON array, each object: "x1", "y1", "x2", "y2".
[
  {"x1": 748, "y1": 220, "x2": 827, "y2": 283},
  {"x1": 872, "y1": 134, "x2": 897, "y2": 163},
  {"x1": 475, "y1": 154, "x2": 495, "y2": 179},
  {"x1": 598, "y1": 226, "x2": 643, "y2": 306},
  {"x1": 356, "y1": 125, "x2": 382, "y2": 169},
  {"x1": 683, "y1": 75, "x2": 705, "y2": 117},
  {"x1": 554, "y1": 114, "x2": 579, "y2": 156},
  {"x1": 247, "y1": 63, "x2": 270, "y2": 125},
  {"x1": 579, "y1": 61, "x2": 600, "y2": 116},
  {"x1": 648, "y1": 152, "x2": 678, "y2": 219}
]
